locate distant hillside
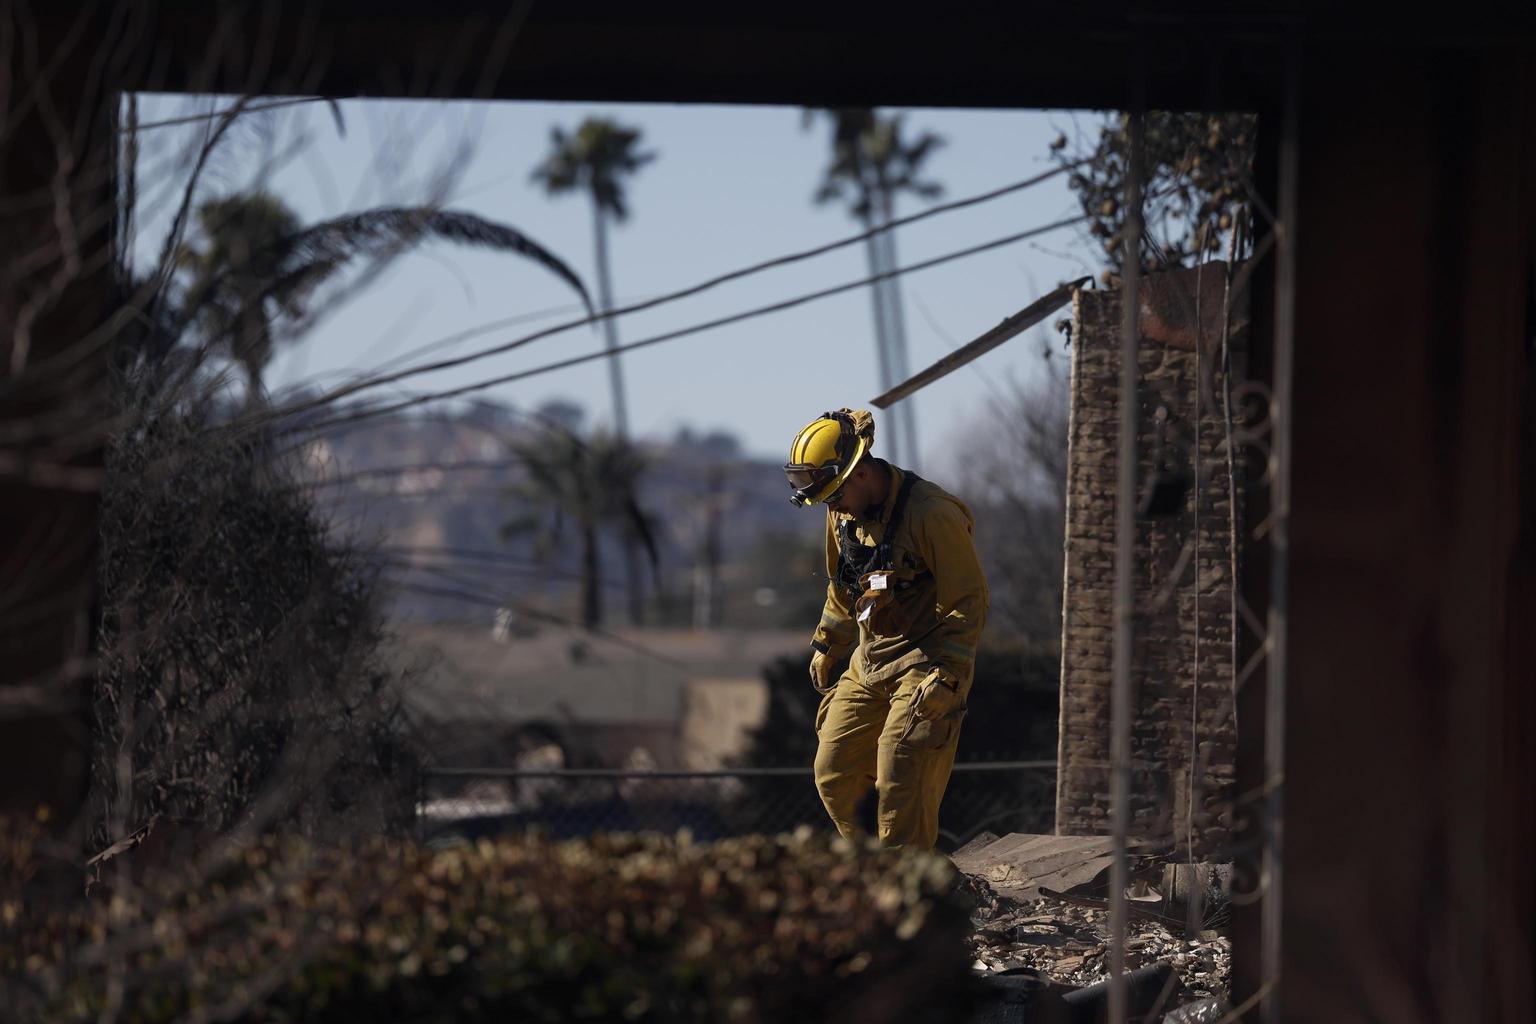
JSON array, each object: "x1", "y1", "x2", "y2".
[{"x1": 293, "y1": 402, "x2": 825, "y2": 631}]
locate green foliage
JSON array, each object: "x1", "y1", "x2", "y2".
[
  {"x1": 178, "y1": 193, "x2": 304, "y2": 390},
  {"x1": 501, "y1": 423, "x2": 657, "y2": 629},
  {"x1": 5, "y1": 823, "x2": 979, "y2": 1023},
  {"x1": 531, "y1": 119, "x2": 655, "y2": 221},
  {"x1": 1054, "y1": 111, "x2": 1257, "y2": 281},
  {"x1": 806, "y1": 110, "x2": 944, "y2": 221},
  {"x1": 804, "y1": 108, "x2": 943, "y2": 464},
  {"x1": 172, "y1": 191, "x2": 591, "y2": 395}
]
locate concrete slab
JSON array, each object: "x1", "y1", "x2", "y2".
[{"x1": 955, "y1": 833, "x2": 1147, "y2": 898}]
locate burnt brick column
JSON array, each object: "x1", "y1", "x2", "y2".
[{"x1": 1054, "y1": 264, "x2": 1247, "y2": 859}]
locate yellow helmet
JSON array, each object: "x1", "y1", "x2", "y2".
[{"x1": 784, "y1": 409, "x2": 873, "y2": 507}]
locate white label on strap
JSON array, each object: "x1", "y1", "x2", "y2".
[{"x1": 868, "y1": 573, "x2": 889, "y2": 591}]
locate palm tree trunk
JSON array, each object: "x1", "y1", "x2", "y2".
[
  {"x1": 591, "y1": 197, "x2": 629, "y2": 438},
  {"x1": 878, "y1": 190, "x2": 919, "y2": 470},
  {"x1": 239, "y1": 306, "x2": 271, "y2": 408},
  {"x1": 860, "y1": 209, "x2": 900, "y2": 463},
  {"x1": 621, "y1": 525, "x2": 645, "y2": 627},
  {"x1": 581, "y1": 516, "x2": 602, "y2": 629},
  {"x1": 591, "y1": 195, "x2": 645, "y2": 626}
]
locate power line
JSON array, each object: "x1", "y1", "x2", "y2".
[
  {"x1": 296, "y1": 212, "x2": 1090, "y2": 435},
  {"x1": 364, "y1": 299, "x2": 598, "y2": 378},
  {"x1": 248, "y1": 162, "x2": 1084, "y2": 431}
]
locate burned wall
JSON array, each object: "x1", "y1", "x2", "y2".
[{"x1": 1054, "y1": 263, "x2": 1247, "y2": 858}]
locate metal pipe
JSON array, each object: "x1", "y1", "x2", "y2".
[
  {"x1": 1260, "y1": 32, "x2": 1302, "y2": 1024},
  {"x1": 1110, "y1": 106, "x2": 1147, "y2": 1024}
]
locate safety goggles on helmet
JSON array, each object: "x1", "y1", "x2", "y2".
[
  {"x1": 784, "y1": 409, "x2": 868, "y2": 507},
  {"x1": 784, "y1": 461, "x2": 846, "y2": 506}
]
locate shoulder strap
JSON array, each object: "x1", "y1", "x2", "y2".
[
  {"x1": 833, "y1": 517, "x2": 862, "y2": 596},
  {"x1": 885, "y1": 470, "x2": 922, "y2": 538},
  {"x1": 832, "y1": 470, "x2": 924, "y2": 597}
]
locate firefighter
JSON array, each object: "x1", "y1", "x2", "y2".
[{"x1": 784, "y1": 408, "x2": 988, "y2": 851}]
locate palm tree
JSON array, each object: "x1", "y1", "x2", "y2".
[
  {"x1": 530, "y1": 118, "x2": 655, "y2": 439},
  {"x1": 531, "y1": 117, "x2": 656, "y2": 626},
  {"x1": 807, "y1": 109, "x2": 943, "y2": 468},
  {"x1": 502, "y1": 423, "x2": 658, "y2": 630},
  {"x1": 176, "y1": 191, "x2": 593, "y2": 401},
  {"x1": 178, "y1": 193, "x2": 302, "y2": 397}
]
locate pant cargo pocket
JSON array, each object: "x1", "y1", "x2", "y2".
[{"x1": 899, "y1": 705, "x2": 967, "y2": 751}]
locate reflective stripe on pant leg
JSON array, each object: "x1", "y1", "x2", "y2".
[
  {"x1": 812, "y1": 661, "x2": 885, "y2": 841},
  {"x1": 874, "y1": 667, "x2": 967, "y2": 851}
]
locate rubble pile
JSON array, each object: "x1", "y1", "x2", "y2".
[{"x1": 965, "y1": 880, "x2": 1230, "y2": 995}]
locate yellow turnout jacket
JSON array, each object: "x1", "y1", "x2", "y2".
[{"x1": 811, "y1": 462, "x2": 988, "y2": 692}]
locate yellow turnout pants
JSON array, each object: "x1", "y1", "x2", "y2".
[{"x1": 813, "y1": 661, "x2": 967, "y2": 851}]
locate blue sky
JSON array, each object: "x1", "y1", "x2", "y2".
[{"x1": 129, "y1": 96, "x2": 1103, "y2": 465}]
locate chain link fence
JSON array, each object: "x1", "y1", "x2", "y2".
[{"x1": 418, "y1": 762, "x2": 1056, "y2": 853}]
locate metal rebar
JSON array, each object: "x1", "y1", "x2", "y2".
[
  {"x1": 1191, "y1": 231, "x2": 1205, "y2": 871},
  {"x1": 1109, "y1": 106, "x2": 1146, "y2": 1024}
]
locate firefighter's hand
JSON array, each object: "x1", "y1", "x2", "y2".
[
  {"x1": 911, "y1": 668, "x2": 962, "y2": 720},
  {"x1": 809, "y1": 651, "x2": 837, "y2": 693}
]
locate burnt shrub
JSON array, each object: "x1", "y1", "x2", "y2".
[
  {"x1": 92, "y1": 391, "x2": 418, "y2": 847},
  {"x1": 5, "y1": 822, "x2": 979, "y2": 1023}
]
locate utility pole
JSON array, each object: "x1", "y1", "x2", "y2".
[
  {"x1": 861, "y1": 210, "x2": 901, "y2": 464},
  {"x1": 874, "y1": 195, "x2": 919, "y2": 469}
]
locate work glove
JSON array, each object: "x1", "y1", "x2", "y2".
[
  {"x1": 809, "y1": 651, "x2": 837, "y2": 693},
  {"x1": 910, "y1": 667, "x2": 962, "y2": 721}
]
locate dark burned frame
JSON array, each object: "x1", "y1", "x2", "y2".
[{"x1": 5, "y1": 5, "x2": 1533, "y2": 1022}]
